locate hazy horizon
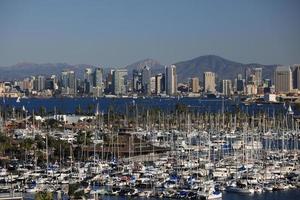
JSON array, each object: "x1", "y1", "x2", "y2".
[{"x1": 1, "y1": 0, "x2": 300, "y2": 67}]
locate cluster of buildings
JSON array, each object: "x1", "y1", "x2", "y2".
[
  {"x1": 0, "y1": 65, "x2": 177, "y2": 98},
  {"x1": 0, "y1": 65, "x2": 300, "y2": 100}
]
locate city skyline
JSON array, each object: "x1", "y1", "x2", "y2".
[{"x1": 0, "y1": 0, "x2": 300, "y2": 67}]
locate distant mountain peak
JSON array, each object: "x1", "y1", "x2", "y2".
[
  {"x1": 0, "y1": 55, "x2": 279, "y2": 82},
  {"x1": 126, "y1": 58, "x2": 164, "y2": 70}
]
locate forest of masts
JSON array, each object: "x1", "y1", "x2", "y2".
[{"x1": 0, "y1": 104, "x2": 298, "y2": 133}]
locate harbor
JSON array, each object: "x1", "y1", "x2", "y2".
[{"x1": 0, "y1": 98, "x2": 299, "y2": 199}]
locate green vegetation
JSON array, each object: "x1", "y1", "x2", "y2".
[{"x1": 35, "y1": 191, "x2": 53, "y2": 200}]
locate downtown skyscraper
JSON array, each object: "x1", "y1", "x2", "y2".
[{"x1": 165, "y1": 65, "x2": 177, "y2": 95}]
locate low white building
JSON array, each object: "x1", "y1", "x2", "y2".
[
  {"x1": 264, "y1": 94, "x2": 277, "y2": 102},
  {"x1": 50, "y1": 115, "x2": 95, "y2": 124}
]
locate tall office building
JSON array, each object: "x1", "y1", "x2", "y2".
[
  {"x1": 189, "y1": 77, "x2": 200, "y2": 93},
  {"x1": 92, "y1": 67, "x2": 103, "y2": 97},
  {"x1": 292, "y1": 65, "x2": 300, "y2": 90},
  {"x1": 132, "y1": 70, "x2": 142, "y2": 93},
  {"x1": 253, "y1": 68, "x2": 262, "y2": 86},
  {"x1": 222, "y1": 79, "x2": 232, "y2": 96},
  {"x1": 94, "y1": 67, "x2": 103, "y2": 88},
  {"x1": 37, "y1": 75, "x2": 45, "y2": 91},
  {"x1": 113, "y1": 69, "x2": 128, "y2": 95},
  {"x1": 165, "y1": 65, "x2": 177, "y2": 95},
  {"x1": 244, "y1": 67, "x2": 252, "y2": 84},
  {"x1": 274, "y1": 66, "x2": 292, "y2": 93},
  {"x1": 21, "y1": 78, "x2": 33, "y2": 91},
  {"x1": 155, "y1": 73, "x2": 163, "y2": 94},
  {"x1": 105, "y1": 70, "x2": 114, "y2": 94},
  {"x1": 61, "y1": 70, "x2": 76, "y2": 95},
  {"x1": 141, "y1": 66, "x2": 151, "y2": 95},
  {"x1": 84, "y1": 68, "x2": 93, "y2": 94},
  {"x1": 236, "y1": 73, "x2": 244, "y2": 93},
  {"x1": 203, "y1": 72, "x2": 216, "y2": 93},
  {"x1": 45, "y1": 78, "x2": 54, "y2": 90},
  {"x1": 150, "y1": 77, "x2": 156, "y2": 94}
]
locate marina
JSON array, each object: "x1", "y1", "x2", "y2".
[
  {"x1": 0, "y1": 98, "x2": 299, "y2": 199},
  {"x1": 1, "y1": 0, "x2": 299, "y2": 199}
]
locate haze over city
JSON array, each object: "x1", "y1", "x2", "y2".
[{"x1": 0, "y1": 0, "x2": 300, "y2": 67}]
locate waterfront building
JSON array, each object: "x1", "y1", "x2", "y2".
[
  {"x1": 93, "y1": 67, "x2": 104, "y2": 97},
  {"x1": 292, "y1": 65, "x2": 300, "y2": 90},
  {"x1": 104, "y1": 70, "x2": 114, "y2": 94},
  {"x1": 132, "y1": 69, "x2": 142, "y2": 93},
  {"x1": 264, "y1": 93, "x2": 277, "y2": 102},
  {"x1": 155, "y1": 73, "x2": 163, "y2": 95},
  {"x1": 0, "y1": 82, "x2": 5, "y2": 95},
  {"x1": 244, "y1": 67, "x2": 252, "y2": 84},
  {"x1": 45, "y1": 77, "x2": 54, "y2": 90},
  {"x1": 222, "y1": 79, "x2": 232, "y2": 96},
  {"x1": 203, "y1": 72, "x2": 216, "y2": 93},
  {"x1": 21, "y1": 78, "x2": 33, "y2": 91},
  {"x1": 234, "y1": 73, "x2": 244, "y2": 94},
  {"x1": 165, "y1": 65, "x2": 177, "y2": 95},
  {"x1": 61, "y1": 70, "x2": 76, "y2": 95},
  {"x1": 51, "y1": 75, "x2": 59, "y2": 90},
  {"x1": 141, "y1": 65, "x2": 151, "y2": 95},
  {"x1": 253, "y1": 68, "x2": 262, "y2": 86},
  {"x1": 150, "y1": 77, "x2": 156, "y2": 94},
  {"x1": 263, "y1": 79, "x2": 272, "y2": 88},
  {"x1": 113, "y1": 69, "x2": 128, "y2": 95},
  {"x1": 94, "y1": 67, "x2": 103, "y2": 88},
  {"x1": 84, "y1": 68, "x2": 93, "y2": 94},
  {"x1": 274, "y1": 66, "x2": 292, "y2": 93},
  {"x1": 189, "y1": 77, "x2": 200, "y2": 93},
  {"x1": 37, "y1": 75, "x2": 45, "y2": 91},
  {"x1": 246, "y1": 84, "x2": 257, "y2": 95},
  {"x1": 236, "y1": 80, "x2": 244, "y2": 93}
]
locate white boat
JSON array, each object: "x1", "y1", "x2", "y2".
[{"x1": 226, "y1": 186, "x2": 254, "y2": 194}]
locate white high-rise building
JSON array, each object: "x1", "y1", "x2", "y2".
[
  {"x1": 94, "y1": 67, "x2": 103, "y2": 88},
  {"x1": 165, "y1": 65, "x2": 177, "y2": 95},
  {"x1": 274, "y1": 66, "x2": 292, "y2": 93},
  {"x1": 189, "y1": 77, "x2": 200, "y2": 93},
  {"x1": 203, "y1": 72, "x2": 216, "y2": 93},
  {"x1": 150, "y1": 76, "x2": 156, "y2": 94},
  {"x1": 61, "y1": 70, "x2": 76, "y2": 95},
  {"x1": 37, "y1": 75, "x2": 45, "y2": 91},
  {"x1": 155, "y1": 73, "x2": 163, "y2": 94},
  {"x1": 113, "y1": 69, "x2": 128, "y2": 95},
  {"x1": 84, "y1": 68, "x2": 93, "y2": 94},
  {"x1": 222, "y1": 79, "x2": 232, "y2": 96},
  {"x1": 93, "y1": 67, "x2": 103, "y2": 97}
]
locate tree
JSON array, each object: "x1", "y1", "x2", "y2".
[
  {"x1": 35, "y1": 191, "x2": 53, "y2": 200},
  {"x1": 75, "y1": 105, "x2": 83, "y2": 115},
  {"x1": 0, "y1": 132, "x2": 12, "y2": 156},
  {"x1": 87, "y1": 104, "x2": 95, "y2": 115},
  {"x1": 39, "y1": 106, "x2": 47, "y2": 117}
]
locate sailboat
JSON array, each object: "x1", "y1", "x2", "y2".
[
  {"x1": 16, "y1": 97, "x2": 21, "y2": 103},
  {"x1": 287, "y1": 105, "x2": 294, "y2": 115}
]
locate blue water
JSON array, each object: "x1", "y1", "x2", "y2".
[{"x1": 0, "y1": 97, "x2": 286, "y2": 115}]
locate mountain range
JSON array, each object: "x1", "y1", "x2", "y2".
[{"x1": 0, "y1": 55, "x2": 278, "y2": 82}]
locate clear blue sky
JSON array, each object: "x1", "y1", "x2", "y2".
[{"x1": 0, "y1": 0, "x2": 299, "y2": 67}]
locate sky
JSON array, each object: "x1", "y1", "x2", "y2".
[{"x1": 0, "y1": 0, "x2": 299, "y2": 67}]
